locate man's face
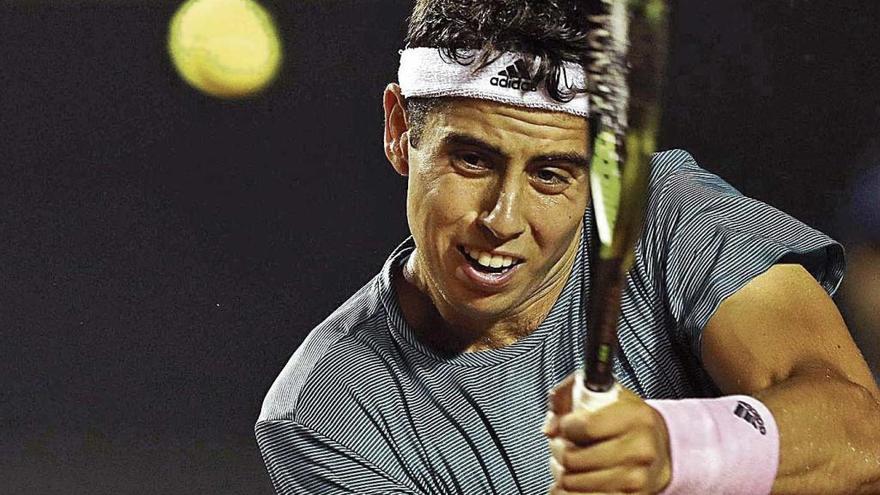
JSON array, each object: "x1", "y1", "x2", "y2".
[{"x1": 404, "y1": 98, "x2": 590, "y2": 324}]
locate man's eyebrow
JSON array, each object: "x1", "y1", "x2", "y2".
[
  {"x1": 533, "y1": 151, "x2": 591, "y2": 170},
  {"x1": 440, "y1": 132, "x2": 508, "y2": 159},
  {"x1": 439, "y1": 132, "x2": 590, "y2": 169}
]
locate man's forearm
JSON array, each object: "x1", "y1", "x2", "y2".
[{"x1": 755, "y1": 365, "x2": 880, "y2": 494}]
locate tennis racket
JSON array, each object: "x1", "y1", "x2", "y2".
[{"x1": 575, "y1": 0, "x2": 670, "y2": 412}]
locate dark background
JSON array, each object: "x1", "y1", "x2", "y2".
[{"x1": 1, "y1": 1, "x2": 878, "y2": 493}]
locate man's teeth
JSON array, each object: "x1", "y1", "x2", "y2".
[{"x1": 466, "y1": 248, "x2": 518, "y2": 269}]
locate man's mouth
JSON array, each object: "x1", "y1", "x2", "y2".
[{"x1": 457, "y1": 246, "x2": 524, "y2": 274}]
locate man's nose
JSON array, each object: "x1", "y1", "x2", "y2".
[{"x1": 478, "y1": 178, "x2": 526, "y2": 242}]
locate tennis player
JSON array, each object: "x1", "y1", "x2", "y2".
[{"x1": 256, "y1": 2, "x2": 880, "y2": 493}]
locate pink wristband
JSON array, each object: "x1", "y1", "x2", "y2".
[{"x1": 646, "y1": 395, "x2": 780, "y2": 495}]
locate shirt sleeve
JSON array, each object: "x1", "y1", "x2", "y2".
[
  {"x1": 255, "y1": 419, "x2": 422, "y2": 495},
  {"x1": 643, "y1": 150, "x2": 846, "y2": 361}
]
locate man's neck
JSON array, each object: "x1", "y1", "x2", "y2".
[{"x1": 392, "y1": 249, "x2": 574, "y2": 354}]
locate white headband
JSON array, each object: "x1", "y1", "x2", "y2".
[{"x1": 397, "y1": 47, "x2": 590, "y2": 117}]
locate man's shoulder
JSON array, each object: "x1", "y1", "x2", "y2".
[
  {"x1": 258, "y1": 275, "x2": 401, "y2": 423},
  {"x1": 648, "y1": 148, "x2": 701, "y2": 188},
  {"x1": 648, "y1": 148, "x2": 743, "y2": 200}
]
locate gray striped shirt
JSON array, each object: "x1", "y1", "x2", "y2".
[{"x1": 256, "y1": 149, "x2": 845, "y2": 494}]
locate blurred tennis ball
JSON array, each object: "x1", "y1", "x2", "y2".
[{"x1": 168, "y1": 0, "x2": 283, "y2": 99}]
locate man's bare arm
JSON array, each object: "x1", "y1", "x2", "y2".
[{"x1": 702, "y1": 263, "x2": 880, "y2": 494}]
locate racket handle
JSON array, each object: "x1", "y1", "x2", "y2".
[{"x1": 573, "y1": 370, "x2": 620, "y2": 413}]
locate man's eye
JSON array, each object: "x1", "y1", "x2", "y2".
[
  {"x1": 455, "y1": 153, "x2": 489, "y2": 170},
  {"x1": 535, "y1": 169, "x2": 567, "y2": 184}
]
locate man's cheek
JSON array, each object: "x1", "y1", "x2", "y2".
[
  {"x1": 435, "y1": 184, "x2": 484, "y2": 222},
  {"x1": 533, "y1": 226, "x2": 579, "y2": 272}
]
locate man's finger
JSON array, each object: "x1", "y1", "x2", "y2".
[
  {"x1": 548, "y1": 481, "x2": 629, "y2": 495},
  {"x1": 556, "y1": 465, "x2": 651, "y2": 494},
  {"x1": 547, "y1": 373, "x2": 575, "y2": 415},
  {"x1": 558, "y1": 398, "x2": 656, "y2": 444},
  {"x1": 551, "y1": 432, "x2": 658, "y2": 472},
  {"x1": 545, "y1": 374, "x2": 577, "y2": 436}
]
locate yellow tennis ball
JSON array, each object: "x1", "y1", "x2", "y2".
[{"x1": 168, "y1": 0, "x2": 283, "y2": 99}]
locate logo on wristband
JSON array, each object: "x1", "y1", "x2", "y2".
[{"x1": 734, "y1": 401, "x2": 767, "y2": 435}]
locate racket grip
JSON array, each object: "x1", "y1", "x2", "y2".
[{"x1": 572, "y1": 370, "x2": 620, "y2": 413}]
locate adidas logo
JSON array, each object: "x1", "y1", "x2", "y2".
[
  {"x1": 489, "y1": 59, "x2": 538, "y2": 92},
  {"x1": 734, "y1": 401, "x2": 767, "y2": 435}
]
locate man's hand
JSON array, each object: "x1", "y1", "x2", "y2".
[{"x1": 544, "y1": 374, "x2": 672, "y2": 494}]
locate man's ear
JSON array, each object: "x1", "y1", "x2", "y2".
[{"x1": 383, "y1": 83, "x2": 410, "y2": 176}]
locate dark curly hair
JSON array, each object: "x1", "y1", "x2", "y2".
[{"x1": 403, "y1": 0, "x2": 600, "y2": 147}]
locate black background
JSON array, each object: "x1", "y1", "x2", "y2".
[{"x1": 1, "y1": 1, "x2": 878, "y2": 493}]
